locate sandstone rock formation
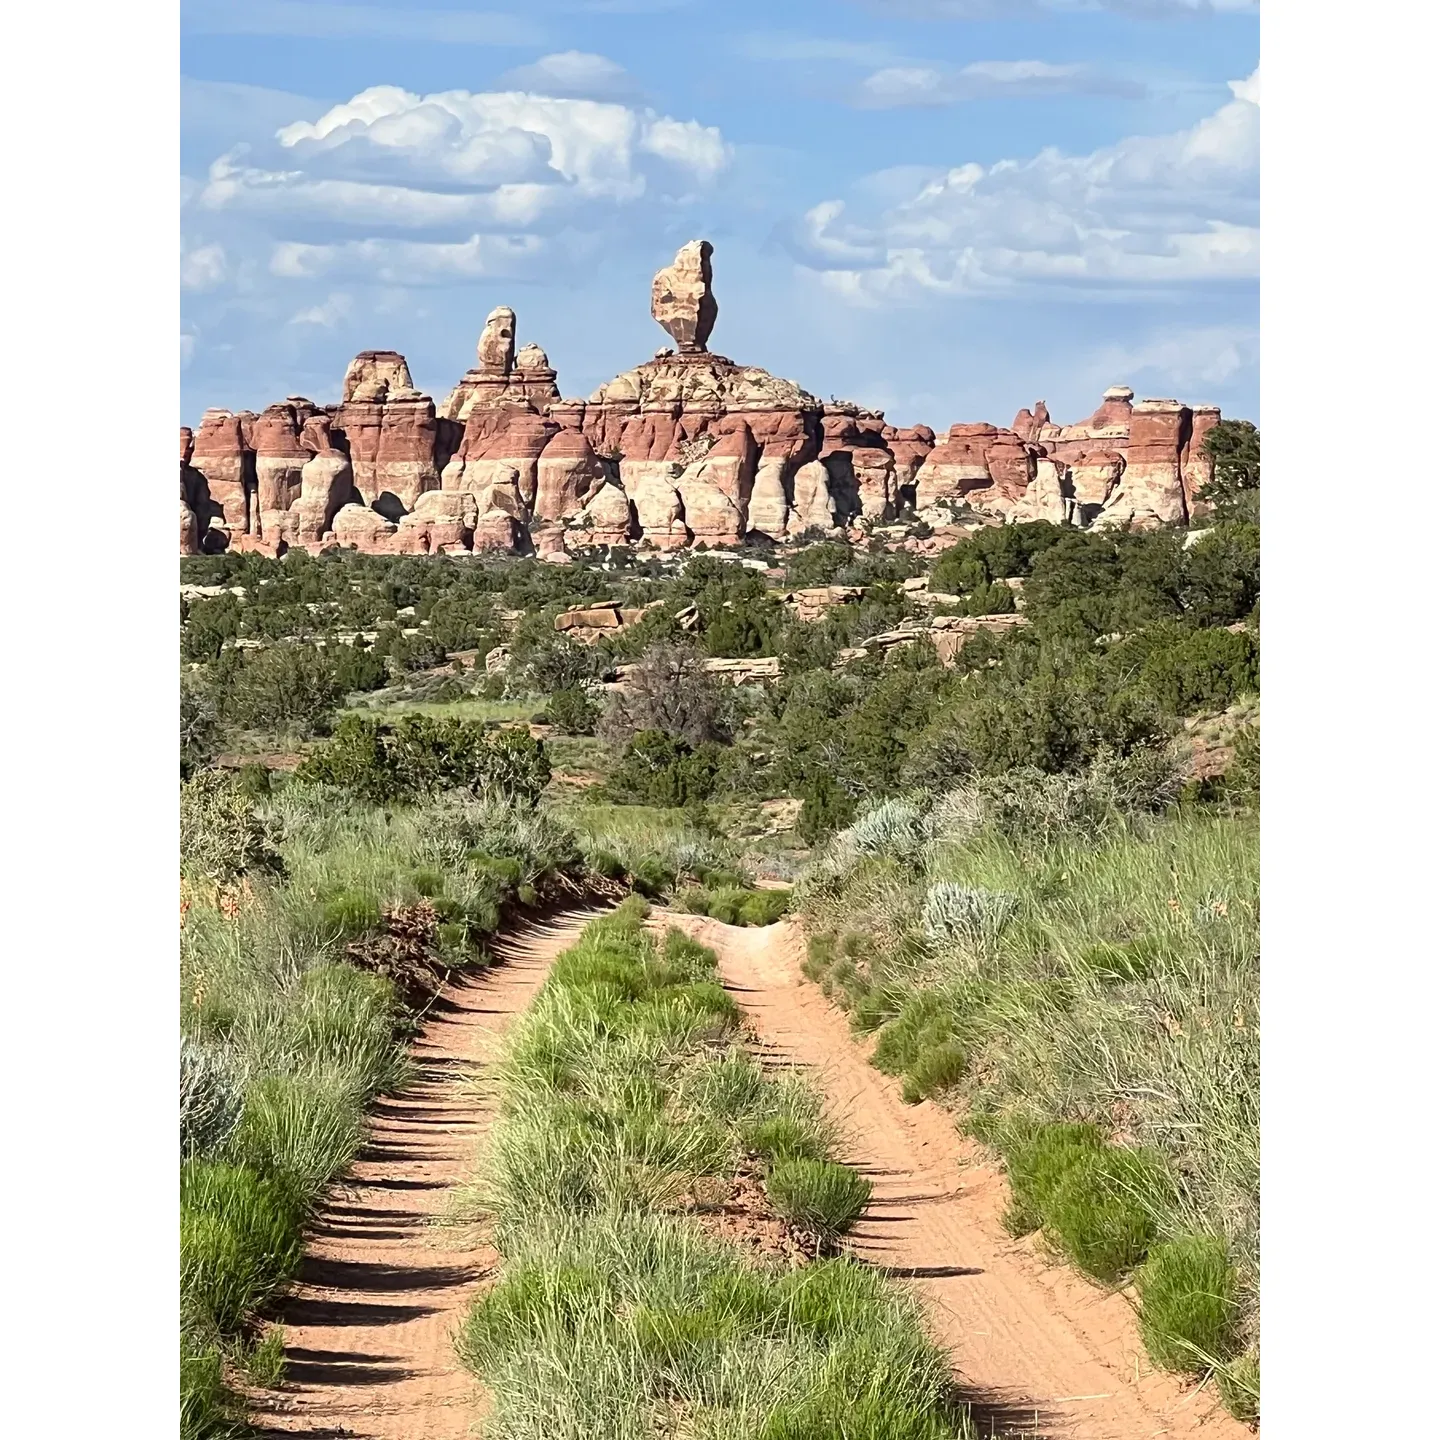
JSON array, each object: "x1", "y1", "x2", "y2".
[
  {"x1": 651, "y1": 240, "x2": 717, "y2": 354},
  {"x1": 180, "y1": 240, "x2": 1223, "y2": 557}
]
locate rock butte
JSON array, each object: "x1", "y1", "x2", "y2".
[{"x1": 181, "y1": 241, "x2": 1224, "y2": 558}]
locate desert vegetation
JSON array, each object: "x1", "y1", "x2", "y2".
[
  {"x1": 178, "y1": 759, "x2": 598, "y2": 1436},
  {"x1": 179, "y1": 432, "x2": 1260, "y2": 1433},
  {"x1": 796, "y1": 767, "x2": 1259, "y2": 1419}
]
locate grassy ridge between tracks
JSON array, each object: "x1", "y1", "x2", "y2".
[{"x1": 453, "y1": 898, "x2": 974, "y2": 1440}]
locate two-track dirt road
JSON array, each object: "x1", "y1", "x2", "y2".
[{"x1": 247, "y1": 903, "x2": 1246, "y2": 1440}]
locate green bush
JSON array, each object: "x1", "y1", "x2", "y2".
[
  {"x1": 1077, "y1": 935, "x2": 1165, "y2": 982},
  {"x1": 872, "y1": 994, "x2": 958, "y2": 1080},
  {"x1": 1044, "y1": 1146, "x2": 1168, "y2": 1282},
  {"x1": 297, "y1": 714, "x2": 551, "y2": 806},
  {"x1": 329, "y1": 641, "x2": 389, "y2": 694},
  {"x1": 214, "y1": 643, "x2": 346, "y2": 735},
  {"x1": 320, "y1": 889, "x2": 382, "y2": 939},
  {"x1": 765, "y1": 1159, "x2": 872, "y2": 1239},
  {"x1": 744, "y1": 1115, "x2": 828, "y2": 1164},
  {"x1": 901, "y1": 1041, "x2": 968, "y2": 1105},
  {"x1": 680, "y1": 884, "x2": 791, "y2": 926},
  {"x1": 605, "y1": 729, "x2": 722, "y2": 808},
  {"x1": 180, "y1": 1331, "x2": 239, "y2": 1440},
  {"x1": 628, "y1": 855, "x2": 677, "y2": 899},
  {"x1": 1217, "y1": 1349, "x2": 1260, "y2": 1424},
  {"x1": 543, "y1": 685, "x2": 600, "y2": 736},
  {"x1": 1140, "y1": 626, "x2": 1258, "y2": 716},
  {"x1": 180, "y1": 771, "x2": 284, "y2": 884},
  {"x1": 587, "y1": 847, "x2": 625, "y2": 880},
  {"x1": 1136, "y1": 1236, "x2": 1238, "y2": 1372},
  {"x1": 229, "y1": 1072, "x2": 365, "y2": 1198},
  {"x1": 1002, "y1": 1122, "x2": 1106, "y2": 1236},
  {"x1": 180, "y1": 1160, "x2": 304, "y2": 1333}
]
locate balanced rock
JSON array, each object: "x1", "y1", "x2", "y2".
[
  {"x1": 651, "y1": 240, "x2": 717, "y2": 354},
  {"x1": 478, "y1": 306, "x2": 516, "y2": 375}
]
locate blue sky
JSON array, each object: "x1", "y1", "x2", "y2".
[{"x1": 180, "y1": 0, "x2": 1259, "y2": 430}]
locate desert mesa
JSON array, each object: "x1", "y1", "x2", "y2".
[{"x1": 179, "y1": 239, "x2": 1225, "y2": 558}]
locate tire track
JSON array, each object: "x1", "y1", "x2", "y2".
[
  {"x1": 249, "y1": 908, "x2": 606, "y2": 1440},
  {"x1": 665, "y1": 913, "x2": 1248, "y2": 1440}
]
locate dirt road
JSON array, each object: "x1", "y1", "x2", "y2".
[
  {"x1": 250, "y1": 909, "x2": 602, "y2": 1440},
  {"x1": 666, "y1": 913, "x2": 1249, "y2": 1440}
]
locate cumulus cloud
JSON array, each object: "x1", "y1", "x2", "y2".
[
  {"x1": 289, "y1": 292, "x2": 356, "y2": 327},
  {"x1": 192, "y1": 84, "x2": 733, "y2": 292},
  {"x1": 786, "y1": 71, "x2": 1258, "y2": 302},
  {"x1": 270, "y1": 233, "x2": 554, "y2": 285},
  {"x1": 181, "y1": 241, "x2": 228, "y2": 290},
  {"x1": 494, "y1": 51, "x2": 640, "y2": 101},
  {"x1": 1087, "y1": 324, "x2": 1259, "y2": 393},
  {"x1": 856, "y1": 60, "x2": 1145, "y2": 107}
]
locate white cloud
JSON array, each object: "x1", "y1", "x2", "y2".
[
  {"x1": 271, "y1": 233, "x2": 553, "y2": 285},
  {"x1": 1088, "y1": 324, "x2": 1259, "y2": 393},
  {"x1": 182, "y1": 1, "x2": 542, "y2": 44},
  {"x1": 788, "y1": 70, "x2": 1258, "y2": 302},
  {"x1": 181, "y1": 241, "x2": 228, "y2": 290},
  {"x1": 495, "y1": 51, "x2": 640, "y2": 101},
  {"x1": 288, "y1": 292, "x2": 355, "y2": 327},
  {"x1": 193, "y1": 85, "x2": 733, "y2": 289},
  {"x1": 856, "y1": 60, "x2": 1145, "y2": 107}
]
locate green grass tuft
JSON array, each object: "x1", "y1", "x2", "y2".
[
  {"x1": 1136, "y1": 1235, "x2": 1239, "y2": 1372},
  {"x1": 764, "y1": 1158, "x2": 873, "y2": 1239}
]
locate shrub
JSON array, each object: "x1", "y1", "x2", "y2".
[
  {"x1": 215, "y1": 643, "x2": 345, "y2": 735},
  {"x1": 901, "y1": 1042, "x2": 968, "y2": 1104},
  {"x1": 297, "y1": 714, "x2": 551, "y2": 806},
  {"x1": 181, "y1": 670, "x2": 220, "y2": 779},
  {"x1": 1002, "y1": 1122, "x2": 1106, "y2": 1237},
  {"x1": 180, "y1": 1331, "x2": 238, "y2": 1440},
  {"x1": 230, "y1": 1072, "x2": 366, "y2": 1198},
  {"x1": 329, "y1": 640, "x2": 389, "y2": 694},
  {"x1": 765, "y1": 1159, "x2": 872, "y2": 1239},
  {"x1": 1217, "y1": 1350, "x2": 1260, "y2": 1424},
  {"x1": 598, "y1": 641, "x2": 728, "y2": 746},
  {"x1": 543, "y1": 685, "x2": 601, "y2": 736},
  {"x1": 180, "y1": 1160, "x2": 304, "y2": 1333},
  {"x1": 1136, "y1": 1236, "x2": 1238, "y2": 1373},
  {"x1": 1140, "y1": 626, "x2": 1258, "y2": 716},
  {"x1": 180, "y1": 770, "x2": 284, "y2": 883},
  {"x1": 1044, "y1": 1146, "x2": 1169, "y2": 1282},
  {"x1": 629, "y1": 855, "x2": 677, "y2": 898},
  {"x1": 798, "y1": 773, "x2": 856, "y2": 844},
  {"x1": 180, "y1": 1039, "x2": 246, "y2": 1159},
  {"x1": 319, "y1": 888, "x2": 382, "y2": 940},
  {"x1": 745, "y1": 1115, "x2": 828, "y2": 1164},
  {"x1": 919, "y1": 883, "x2": 1016, "y2": 950},
  {"x1": 605, "y1": 730, "x2": 722, "y2": 808},
  {"x1": 872, "y1": 993, "x2": 957, "y2": 1080},
  {"x1": 848, "y1": 798, "x2": 929, "y2": 863},
  {"x1": 587, "y1": 847, "x2": 625, "y2": 880}
]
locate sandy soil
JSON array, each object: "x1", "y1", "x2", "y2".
[
  {"x1": 249, "y1": 909, "x2": 605, "y2": 1440},
  {"x1": 663, "y1": 913, "x2": 1250, "y2": 1440}
]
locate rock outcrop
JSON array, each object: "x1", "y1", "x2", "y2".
[{"x1": 180, "y1": 240, "x2": 1223, "y2": 556}]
